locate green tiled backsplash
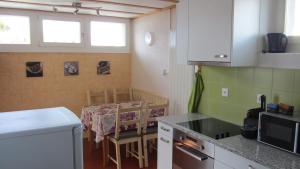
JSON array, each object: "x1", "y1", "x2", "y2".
[{"x1": 199, "y1": 66, "x2": 300, "y2": 125}]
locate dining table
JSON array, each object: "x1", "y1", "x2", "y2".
[{"x1": 80, "y1": 101, "x2": 166, "y2": 166}]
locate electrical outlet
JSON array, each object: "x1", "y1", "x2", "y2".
[
  {"x1": 222, "y1": 88, "x2": 229, "y2": 97},
  {"x1": 257, "y1": 94, "x2": 263, "y2": 104}
]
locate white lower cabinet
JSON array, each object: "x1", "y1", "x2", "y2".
[
  {"x1": 215, "y1": 146, "x2": 269, "y2": 169},
  {"x1": 157, "y1": 122, "x2": 173, "y2": 169}
]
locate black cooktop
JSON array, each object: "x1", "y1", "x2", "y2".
[{"x1": 177, "y1": 118, "x2": 241, "y2": 140}]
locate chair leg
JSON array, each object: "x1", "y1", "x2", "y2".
[
  {"x1": 149, "y1": 139, "x2": 155, "y2": 154},
  {"x1": 106, "y1": 138, "x2": 110, "y2": 164},
  {"x1": 131, "y1": 142, "x2": 135, "y2": 157},
  {"x1": 138, "y1": 139, "x2": 144, "y2": 168},
  {"x1": 87, "y1": 127, "x2": 91, "y2": 142},
  {"x1": 88, "y1": 129, "x2": 94, "y2": 153},
  {"x1": 143, "y1": 137, "x2": 149, "y2": 168},
  {"x1": 102, "y1": 138, "x2": 107, "y2": 167},
  {"x1": 116, "y1": 143, "x2": 122, "y2": 169},
  {"x1": 126, "y1": 143, "x2": 129, "y2": 158}
]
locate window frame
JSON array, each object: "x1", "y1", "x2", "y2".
[
  {"x1": 0, "y1": 13, "x2": 31, "y2": 45},
  {"x1": 39, "y1": 16, "x2": 84, "y2": 48},
  {"x1": 0, "y1": 9, "x2": 130, "y2": 53},
  {"x1": 86, "y1": 16, "x2": 130, "y2": 53},
  {"x1": 285, "y1": 0, "x2": 300, "y2": 44},
  {"x1": 90, "y1": 21, "x2": 127, "y2": 47}
]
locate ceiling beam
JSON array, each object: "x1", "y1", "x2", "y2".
[
  {"x1": 0, "y1": 7, "x2": 132, "y2": 18},
  {"x1": 157, "y1": 0, "x2": 179, "y2": 3},
  {"x1": 81, "y1": 0, "x2": 162, "y2": 10},
  {"x1": 133, "y1": 4, "x2": 176, "y2": 20},
  {"x1": 0, "y1": 0, "x2": 145, "y2": 15}
]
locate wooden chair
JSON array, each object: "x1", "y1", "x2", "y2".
[
  {"x1": 107, "y1": 102, "x2": 144, "y2": 169},
  {"x1": 113, "y1": 88, "x2": 133, "y2": 103},
  {"x1": 86, "y1": 89, "x2": 108, "y2": 106},
  {"x1": 85, "y1": 89, "x2": 108, "y2": 155},
  {"x1": 142, "y1": 103, "x2": 168, "y2": 167}
]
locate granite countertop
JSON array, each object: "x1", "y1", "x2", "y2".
[{"x1": 158, "y1": 113, "x2": 300, "y2": 169}]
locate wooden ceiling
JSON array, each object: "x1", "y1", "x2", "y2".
[{"x1": 0, "y1": 0, "x2": 177, "y2": 18}]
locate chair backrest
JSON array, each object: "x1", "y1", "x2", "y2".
[
  {"x1": 114, "y1": 102, "x2": 142, "y2": 139},
  {"x1": 113, "y1": 88, "x2": 133, "y2": 103},
  {"x1": 142, "y1": 103, "x2": 168, "y2": 134},
  {"x1": 86, "y1": 89, "x2": 108, "y2": 106}
]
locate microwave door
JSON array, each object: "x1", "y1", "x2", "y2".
[{"x1": 259, "y1": 115, "x2": 296, "y2": 152}]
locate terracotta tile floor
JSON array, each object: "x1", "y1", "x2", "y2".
[{"x1": 83, "y1": 139, "x2": 157, "y2": 169}]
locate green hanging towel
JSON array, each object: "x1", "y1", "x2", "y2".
[{"x1": 188, "y1": 70, "x2": 204, "y2": 113}]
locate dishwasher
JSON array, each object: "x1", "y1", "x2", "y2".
[{"x1": 173, "y1": 129, "x2": 215, "y2": 169}]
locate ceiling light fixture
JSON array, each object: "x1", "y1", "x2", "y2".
[
  {"x1": 96, "y1": 8, "x2": 101, "y2": 16},
  {"x1": 53, "y1": 6, "x2": 58, "y2": 13},
  {"x1": 73, "y1": 8, "x2": 79, "y2": 15},
  {"x1": 72, "y1": 2, "x2": 81, "y2": 15}
]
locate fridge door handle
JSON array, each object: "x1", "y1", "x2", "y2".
[{"x1": 73, "y1": 125, "x2": 83, "y2": 169}]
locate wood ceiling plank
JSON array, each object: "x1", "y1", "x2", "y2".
[
  {"x1": 0, "y1": 0, "x2": 145, "y2": 14},
  {"x1": 0, "y1": 7, "x2": 134, "y2": 18},
  {"x1": 158, "y1": 0, "x2": 178, "y2": 3},
  {"x1": 81, "y1": 0, "x2": 162, "y2": 9},
  {"x1": 133, "y1": 4, "x2": 175, "y2": 20}
]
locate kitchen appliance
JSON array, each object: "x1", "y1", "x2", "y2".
[
  {"x1": 173, "y1": 118, "x2": 241, "y2": 169},
  {"x1": 241, "y1": 95, "x2": 266, "y2": 139},
  {"x1": 0, "y1": 107, "x2": 83, "y2": 169},
  {"x1": 267, "y1": 33, "x2": 288, "y2": 53},
  {"x1": 258, "y1": 112, "x2": 300, "y2": 155},
  {"x1": 177, "y1": 118, "x2": 241, "y2": 140},
  {"x1": 173, "y1": 129, "x2": 214, "y2": 169}
]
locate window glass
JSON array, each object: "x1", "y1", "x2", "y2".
[
  {"x1": 0, "y1": 15, "x2": 30, "y2": 44},
  {"x1": 91, "y1": 21, "x2": 126, "y2": 47},
  {"x1": 42, "y1": 19, "x2": 81, "y2": 43},
  {"x1": 285, "y1": 0, "x2": 300, "y2": 36}
]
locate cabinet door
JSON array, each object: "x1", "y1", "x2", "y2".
[
  {"x1": 157, "y1": 133, "x2": 173, "y2": 169},
  {"x1": 214, "y1": 160, "x2": 233, "y2": 169},
  {"x1": 176, "y1": 0, "x2": 189, "y2": 64},
  {"x1": 188, "y1": 0, "x2": 232, "y2": 62}
]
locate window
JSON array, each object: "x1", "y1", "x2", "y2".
[
  {"x1": 42, "y1": 19, "x2": 81, "y2": 43},
  {"x1": 0, "y1": 15, "x2": 30, "y2": 44},
  {"x1": 285, "y1": 0, "x2": 300, "y2": 36},
  {"x1": 90, "y1": 21, "x2": 126, "y2": 47}
]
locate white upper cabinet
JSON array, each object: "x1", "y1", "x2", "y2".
[{"x1": 176, "y1": 0, "x2": 261, "y2": 66}]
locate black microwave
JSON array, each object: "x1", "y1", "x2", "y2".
[{"x1": 258, "y1": 112, "x2": 300, "y2": 154}]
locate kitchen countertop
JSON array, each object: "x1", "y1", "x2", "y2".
[{"x1": 158, "y1": 113, "x2": 300, "y2": 169}]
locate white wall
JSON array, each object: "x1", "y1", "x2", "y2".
[
  {"x1": 131, "y1": 8, "x2": 194, "y2": 114},
  {"x1": 131, "y1": 10, "x2": 171, "y2": 97},
  {"x1": 169, "y1": 8, "x2": 194, "y2": 114}
]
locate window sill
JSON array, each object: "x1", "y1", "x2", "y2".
[
  {"x1": 287, "y1": 36, "x2": 300, "y2": 44},
  {"x1": 259, "y1": 52, "x2": 300, "y2": 69}
]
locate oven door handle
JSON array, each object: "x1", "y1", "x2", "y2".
[{"x1": 175, "y1": 145, "x2": 208, "y2": 161}]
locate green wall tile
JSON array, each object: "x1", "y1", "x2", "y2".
[
  {"x1": 292, "y1": 94, "x2": 300, "y2": 112},
  {"x1": 199, "y1": 66, "x2": 299, "y2": 124},
  {"x1": 236, "y1": 68, "x2": 254, "y2": 88},
  {"x1": 294, "y1": 70, "x2": 300, "y2": 93},
  {"x1": 253, "y1": 88, "x2": 272, "y2": 104},
  {"x1": 254, "y1": 68, "x2": 273, "y2": 88},
  {"x1": 272, "y1": 90, "x2": 293, "y2": 105},
  {"x1": 272, "y1": 69, "x2": 294, "y2": 92}
]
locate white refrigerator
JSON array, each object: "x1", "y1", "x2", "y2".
[{"x1": 0, "y1": 107, "x2": 83, "y2": 169}]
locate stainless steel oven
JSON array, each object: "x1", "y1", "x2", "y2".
[{"x1": 173, "y1": 129, "x2": 214, "y2": 169}]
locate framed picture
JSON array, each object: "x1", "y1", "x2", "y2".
[
  {"x1": 97, "y1": 61, "x2": 111, "y2": 75},
  {"x1": 26, "y1": 62, "x2": 43, "y2": 77},
  {"x1": 64, "y1": 61, "x2": 79, "y2": 76}
]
